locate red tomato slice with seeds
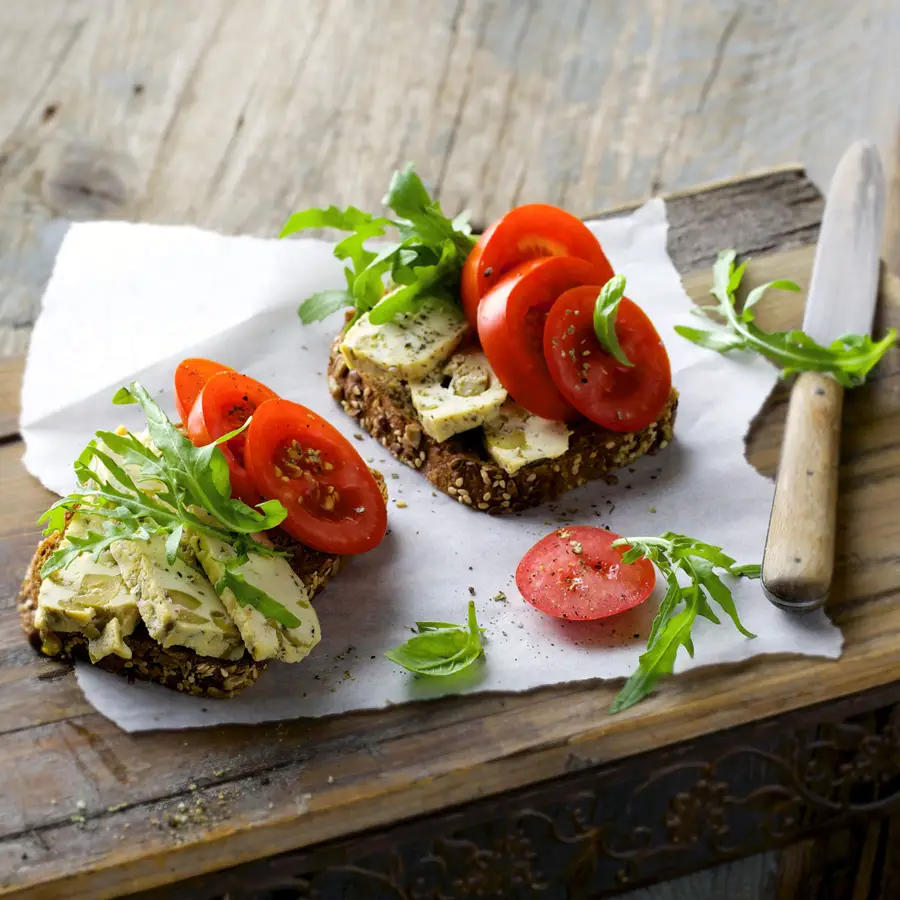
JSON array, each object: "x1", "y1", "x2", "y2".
[
  {"x1": 544, "y1": 285, "x2": 672, "y2": 433},
  {"x1": 244, "y1": 399, "x2": 387, "y2": 555},
  {"x1": 186, "y1": 371, "x2": 279, "y2": 506},
  {"x1": 477, "y1": 256, "x2": 607, "y2": 421},
  {"x1": 516, "y1": 526, "x2": 655, "y2": 621},
  {"x1": 174, "y1": 358, "x2": 235, "y2": 426},
  {"x1": 461, "y1": 204, "x2": 614, "y2": 327}
]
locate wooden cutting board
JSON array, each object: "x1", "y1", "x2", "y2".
[{"x1": 1, "y1": 178, "x2": 899, "y2": 899}]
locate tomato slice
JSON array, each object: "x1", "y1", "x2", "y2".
[
  {"x1": 544, "y1": 285, "x2": 672, "y2": 432},
  {"x1": 244, "y1": 399, "x2": 387, "y2": 555},
  {"x1": 477, "y1": 256, "x2": 608, "y2": 421},
  {"x1": 186, "y1": 371, "x2": 279, "y2": 506},
  {"x1": 174, "y1": 358, "x2": 235, "y2": 426},
  {"x1": 461, "y1": 204, "x2": 614, "y2": 327},
  {"x1": 516, "y1": 526, "x2": 655, "y2": 621}
]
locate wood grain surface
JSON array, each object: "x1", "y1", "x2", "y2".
[
  {"x1": 1, "y1": 0, "x2": 899, "y2": 357},
  {"x1": 2, "y1": 3, "x2": 899, "y2": 897},
  {"x1": 1, "y1": 169, "x2": 900, "y2": 899},
  {"x1": 761, "y1": 371, "x2": 843, "y2": 612}
]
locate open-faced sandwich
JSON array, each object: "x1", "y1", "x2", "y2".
[
  {"x1": 19, "y1": 360, "x2": 387, "y2": 697},
  {"x1": 283, "y1": 167, "x2": 676, "y2": 514}
]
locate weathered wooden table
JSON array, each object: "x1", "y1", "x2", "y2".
[
  {"x1": 2, "y1": 166, "x2": 900, "y2": 899},
  {"x1": 3, "y1": 3, "x2": 900, "y2": 897}
]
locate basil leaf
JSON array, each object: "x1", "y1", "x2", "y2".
[
  {"x1": 385, "y1": 601, "x2": 484, "y2": 677},
  {"x1": 592, "y1": 275, "x2": 633, "y2": 367},
  {"x1": 415, "y1": 620, "x2": 462, "y2": 633}
]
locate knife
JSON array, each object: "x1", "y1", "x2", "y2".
[{"x1": 761, "y1": 139, "x2": 885, "y2": 613}]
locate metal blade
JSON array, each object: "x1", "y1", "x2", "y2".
[{"x1": 803, "y1": 140, "x2": 885, "y2": 344}]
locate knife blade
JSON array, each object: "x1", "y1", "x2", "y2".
[
  {"x1": 761, "y1": 140, "x2": 885, "y2": 613},
  {"x1": 802, "y1": 141, "x2": 885, "y2": 344}
]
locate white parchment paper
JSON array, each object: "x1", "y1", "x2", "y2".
[{"x1": 19, "y1": 200, "x2": 843, "y2": 732}]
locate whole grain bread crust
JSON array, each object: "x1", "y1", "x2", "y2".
[
  {"x1": 18, "y1": 472, "x2": 388, "y2": 697},
  {"x1": 328, "y1": 335, "x2": 677, "y2": 513}
]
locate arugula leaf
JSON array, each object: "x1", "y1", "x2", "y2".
[
  {"x1": 593, "y1": 275, "x2": 633, "y2": 367},
  {"x1": 215, "y1": 568, "x2": 302, "y2": 629},
  {"x1": 41, "y1": 520, "x2": 130, "y2": 577},
  {"x1": 281, "y1": 163, "x2": 476, "y2": 325},
  {"x1": 367, "y1": 245, "x2": 460, "y2": 326},
  {"x1": 298, "y1": 290, "x2": 354, "y2": 325},
  {"x1": 279, "y1": 205, "x2": 394, "y2": 243},
  {"x1": 677, "y1": 248, "x2": 896, "y2": 387},
  {"x1": 609, "y1": 532, "x2": 759, "y2": 714},
  {"x1": 385, "y1": 601, "x2": 484, "y2": 676},
  {"x1": 39, "y1": 384, "x2": 304, "y2": 629},
  {"x1": 610, "y1": 604, "x2": 698, "y2": 714},
  {"x1": 117, "y1": 383, "x2": 286, "y2": 534}
]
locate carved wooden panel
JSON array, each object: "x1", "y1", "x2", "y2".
[{"x1": 133, "y1": 685, "x2": 900, "y2": 899}]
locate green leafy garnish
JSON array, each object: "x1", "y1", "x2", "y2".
[
  {"x1": 112, "y1": 384, "x2": 286, "y2": 534},
  {"x1": 609, "y1": 533, "x2": 760, "y2": 714},
  {"x1": 280, "y1": 164, "x2": 476, "y2": 326},
  {"x1": 593, "y1": 275, "x2": 632, "y2": 367},
  {"x1": 38, "y1": 384, "x2": 302, "y2": 629},
  {"x1": 676, "y1": 249, "x2": 896, "y2": 387},
  {"x1": 215, "y1": 568, "x2": 302, "y2": 629},
  {"x1": 385, "y1": 601, "x2": 485, "y2": 676}
]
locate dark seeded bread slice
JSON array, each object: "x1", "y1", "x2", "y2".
[
  {"x1": 18, "y1": 472, "x2": 388, "y2": 698},
  {"x1": 328, "y1": 335, "x2": 677, "y2": 514}
]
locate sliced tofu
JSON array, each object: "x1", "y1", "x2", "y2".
[
  {"x1": 110, "y1": 535, "x2": 246, "y2": 661},
  {"x1": 340, "y1": 297, "x2": 470, "y2": 383},
  {"x1": 88, "y1": 618, "x2": 131, "y2": 664},
  {"x1": 35, "y1": 513, "x2": 140, "y2": 663},
  {"x1": 409, "y1": 350, "x2": 508, "y2": 442},
  {"x1": 483, "y1": 401, "x2": 571, "y2": 475},
  {"x1": 193, "y1": 534, "x2": 321, "y2": 663}
]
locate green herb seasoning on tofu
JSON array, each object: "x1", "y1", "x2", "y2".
[
  {"x1": 110, "y1": 535, "x2": 245, "y2": 661},
  {"x1": 35, "y1": 514, "x2": 140, "y2": 662},
  {"x1": 483, "y1": 401, "x2": 571, "y2": 475},
  {"x1": 410, "y1": 350, "x2": 507, "y2": 442},
  {"x1": 193, "y1": 534, "x2": 321, "y2": 663},
  {"x1": 340, "y1": 297, "x2": 469, "y2": 383}
]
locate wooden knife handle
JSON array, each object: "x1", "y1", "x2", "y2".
[{"x1": 762, "y1": 371, "x2": 843, "y2": 612}]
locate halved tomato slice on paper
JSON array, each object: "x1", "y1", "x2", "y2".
[
  {"x1": 477, "y1": 256, "x2": 607, "y2": 421},
  {"x1": 174, "y1": 358, "x2": 235, "y2": 426},
  {"x1": 186, "y1": 371, "x2": 279, "y2": 506},
  {"x1": 544, "y1": 285, "x2": 671, "y2": 432},
  {"x1": 461, "y1": 204, "x2": 614, "y2": 327},
  {"x1": 516, "y1": 526, "x2": 655, "y2": 621},
  {"x1": 244, "y1": 399, "x2": 387, "y2": 555}
]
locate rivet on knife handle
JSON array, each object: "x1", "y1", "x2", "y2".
[{"x1": 762, "y1": 371, "x2": 843, "y2": 612}]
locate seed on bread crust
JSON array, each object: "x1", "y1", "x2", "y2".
[{"x1": 327, "y1": 329, "x2": 677, "y2": 513}]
